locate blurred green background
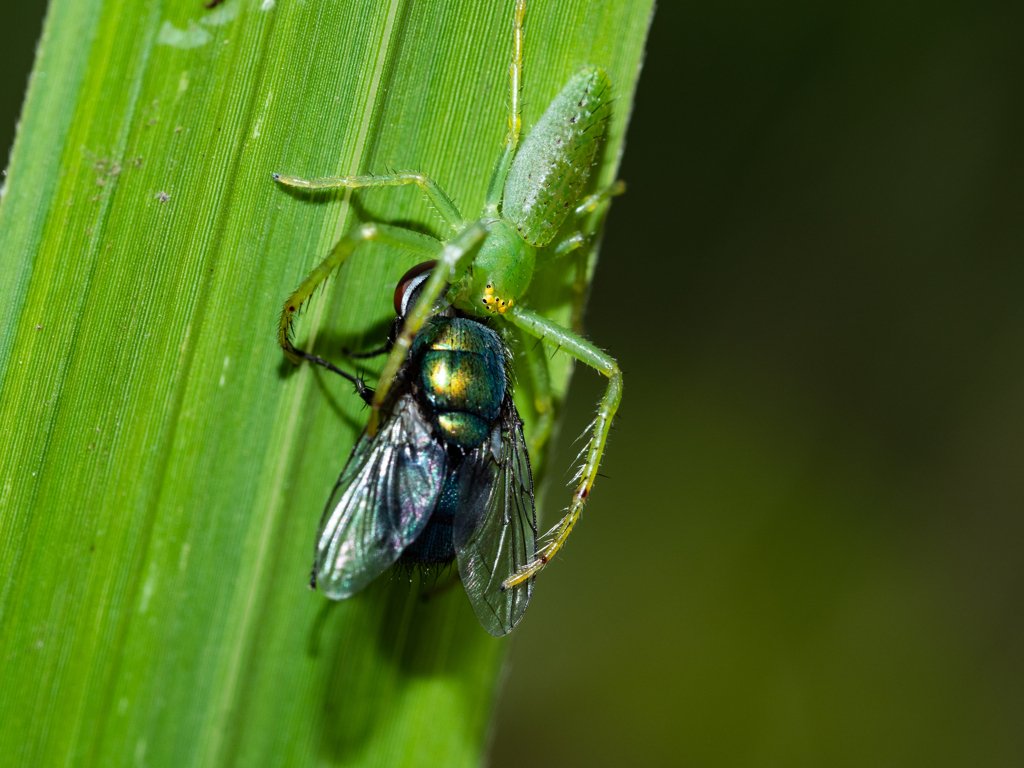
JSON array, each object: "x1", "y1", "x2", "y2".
[{"x1": 4, "y1": 1, "x2": 1022, "y2": 767}]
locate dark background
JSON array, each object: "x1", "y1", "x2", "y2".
[{"x1": 5, "y1": 1, "x2": 1023, "y2": 766}]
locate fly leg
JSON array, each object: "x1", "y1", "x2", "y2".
[
  {"x1": 307, "y1": 344, "x2": 388, "y2": 404},
  {"x1": 551, "y1": 180, "x2": 626, "y2": 332},
  {"x1": 297, "y1": 351, "x2": 375, "y2": 405},
  {"x1": 327, "y1": 342, "x2": 391, "y2": 401},
  {"x1": 279, "y1": 222, "x2": 442, "y2": 364},
  {"x1": 501, "y1": 306, "x2": 622, "y2": 588},
  {"x1": 273, "y1": 171, "x2": 464, "y2": 233},
  {"x1": 340, "y1": 345, "x2": 389, "y2": 359},
  {"x1": 367, "y1": 221, "x2": 489, "y2": 435}
]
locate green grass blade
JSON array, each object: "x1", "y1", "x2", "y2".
[{"x1": 0, "y1": 0, "x2": 653, "y2": 765}]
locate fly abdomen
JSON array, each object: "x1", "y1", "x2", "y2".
[{"x1": 400, "y1": 469, "x2": 459, "y2": 565}]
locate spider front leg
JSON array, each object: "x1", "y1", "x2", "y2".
[
  {"x1": 279, "y1": 222, "x2": 443, "y2": 363},
  {"x1": 366, "y1": 220, "x2": 489, "y2": 435},
  {"x1": 550, "y1": 180, "x2": 627, "y2": 331},
  {"x1": 482, "y1": 0, "x2": 526, "y2": 214},
  {"x1": 502, "y1": 306, "x2": 622, "y2": 588},
  {"x1": 273, "y1": 171, "x2": 465, "y2": 233}
]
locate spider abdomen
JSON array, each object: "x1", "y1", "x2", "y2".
[{"x1": 502, "y1": 66, "x2": 613, "y2": 247}]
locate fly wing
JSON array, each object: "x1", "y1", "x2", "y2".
[
  {"x1": 454, "y1": 398, "x2": 537, "y2": 637},
  {"x1": 314, "y1": 394, "x2": 446, "y2": 599}
]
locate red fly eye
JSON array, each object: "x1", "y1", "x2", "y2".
[{"x1": 393, "y1": 261, "x2": 437, "y2": 317}]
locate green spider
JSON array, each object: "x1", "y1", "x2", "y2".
[{"x1": 274, "y1": 0, "x2": 623, "y2": 595}]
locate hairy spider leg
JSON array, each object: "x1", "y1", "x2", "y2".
[
  {"x1": 549, "y1": 180, "x2": 628, "y2": 331},
  {"x1": 483, "y1": 0, "x2": 526, "y2": 214},
  {"x1": 273, "y1": 171, "x2": 464, "y2": 234},
  {"x1": 278, "y1": 222, "x2": 443, "y2": 363},
  {"x1": 501, "y1": 305, "x2": 622, "y2": 588},
  {"x1": 366, "y1": 221, "x2": 489, "y2": 435}
]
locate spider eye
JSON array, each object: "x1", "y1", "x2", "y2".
[{"x1": 393, "y1": 261, "x2": 437, "y2": 318}]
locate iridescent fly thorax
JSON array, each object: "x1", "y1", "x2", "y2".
[{"x1": 412, "y1": 317, "x2": 506, "y2": 448}]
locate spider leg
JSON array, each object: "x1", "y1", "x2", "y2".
[
  {"x1": 573, "y1": 180, "x2": 626, "y2": 219},
  {"x1": 366, "y1": 220, "x2": 489, "y2": 435},
  {"x1": 483, "y1": 0, "x2": 526, "y2": 213},
  {"x1": 548, "y1": 180, "x2": 626, "y2": 331},
  {"x1": 278, "y1": 222, "x2": 442, "y2": 363},
  {"x1": 273, "y1": 171, "x2": 465, "y2": 233},
  {"x1": 501, "y1": 306, "x2": 622, "y2": 589}
]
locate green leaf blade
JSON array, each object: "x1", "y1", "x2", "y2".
[{"x1": 0, "y1": 1, "x2": 654, "y2": 765}]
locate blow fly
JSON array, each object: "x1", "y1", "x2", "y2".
[{"x1": 310, "y1": 263, "x2": 537, "y2": 636}]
